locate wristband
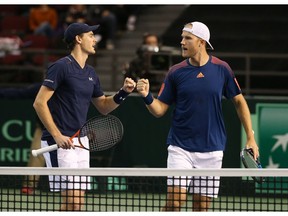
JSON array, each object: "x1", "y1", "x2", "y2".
[
  {"x1": 142, "y1": 92, "x2": 154, "y2": 105},
  {"x1": 113, "y1": 88, "x2": 129, "y2": 104}
]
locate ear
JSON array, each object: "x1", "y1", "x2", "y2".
[
  {"x1": 75, "y1": 35, "x2": 82, "y2": 44},
  {"x1": 199, "y1": 39, "x2": 205, "y2": 48}
]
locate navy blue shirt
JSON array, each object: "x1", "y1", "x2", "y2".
[
  {"x1": 158, "y1": 55, "x2": 241, "y2": 152},
  {"x1": 42, "y1": 55, "x2": 104, "y2": 139}
]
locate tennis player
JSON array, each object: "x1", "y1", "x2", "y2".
[
  {"x1": 136, "y1": 21, "x2": 259, "y2": 211},
  {"x1": 33, "y1": 22, "x2": 136, "y2": 211}
]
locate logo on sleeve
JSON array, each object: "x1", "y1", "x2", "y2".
[{"x1": 89, "y1": 77, "x2": 93, "y2": 81}]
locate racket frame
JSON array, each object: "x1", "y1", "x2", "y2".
[{"x1": 240, "y1": 148, "x2": 265, "y2": 184}]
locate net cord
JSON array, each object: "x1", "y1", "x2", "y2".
[{"x1": 0, "y1": 167, "x2": 287, "y2": 177}]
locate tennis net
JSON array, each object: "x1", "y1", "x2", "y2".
[{"x1": 0, "y1": 167, "x2": 288, "y2": 212}]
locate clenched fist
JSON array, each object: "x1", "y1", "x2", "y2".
[
  {"x1": 136, "y1": 79, "x2": 150, "y2": 97},
  {"x1": 122, "y1": 77, "x2": 136, "y2": 93}
]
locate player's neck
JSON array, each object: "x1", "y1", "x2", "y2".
[
  {"x1": 189, "y1": 52, "x2": 209, "y2": 67},
  {"x1": 71, "y1": 51, "x2": 88, "y2": 69}
]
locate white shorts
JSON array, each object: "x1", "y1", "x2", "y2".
[
  {"x1": 167, "y1": 145, "x2": 223, "y2": 198},
  {"x1": 41, "y1": 136, "x2": 91, "y2": 192}
]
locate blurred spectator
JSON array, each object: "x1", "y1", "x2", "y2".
[
  {"x1": 124, "y1": 5, "x2": 141, "y2": 31},
  {"x1": 0, "y1": 36, "x2": 23, "y2": 57},
  {"x1": 29, "y1": 5, "x2": 58, "y2": 37},
  {"x1": 141, "y1": 32, "x2": 160, "y2": 48},
  {"x1": 111, "y1": 5, "x2": 130, "y2": 32},
  {"x1": 64, "y1": 5, "x2": 88, "y2": 26},
  {"x1": 123, "y1": 33, "x2": 164, "y2": 92},
  {"x1": 60, "y1": 5, "x2": 91, "y2": 43},
  {"x1": 108, "y1": 5, "x2": 142, "y2": 32},
  {"x1": 87, "y1": 5, "x2": 117, "y2": 50}
]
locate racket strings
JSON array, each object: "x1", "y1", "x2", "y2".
[{"x1": 80, "y1": 115, "x2": 123, "y2": 151}]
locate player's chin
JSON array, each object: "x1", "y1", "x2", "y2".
[
  {"x1": 181, "y1": 50, "x2": 188, "y2": 58},
  {"x1": 90, "y1": 49, "x2": 96, "y2": 54}
]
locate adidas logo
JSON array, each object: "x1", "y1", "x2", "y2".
[{"x1": 197, "y1": 72, "x2": 205, "y2": 78}]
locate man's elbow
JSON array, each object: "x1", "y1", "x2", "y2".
[
  {"x1": 150, "y1": 110, "x2": 165, "y2": 118},
  {"x1": 33, "y1": 100, "x2": 41, "y2": 112}
]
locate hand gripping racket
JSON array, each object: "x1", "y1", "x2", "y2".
[
  {"x1": 32, "y1": 114, "x2": 124, "y2": 157},
  {"x1": 240, "y1": 148, "x2": 265, "y2": 184}
]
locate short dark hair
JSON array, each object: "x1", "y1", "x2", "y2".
[
  {"x1": 63, "y1": 38, "x2": 76, "y2": 51},
  {"x1": 142, "y1": 33, "x2": 159, "y2": 45},
  {"x1": 63, "y1": 33, "x2": 85, "y2": 50}
]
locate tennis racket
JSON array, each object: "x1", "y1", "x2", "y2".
[
  {"x1": 32, "y1": 114, "x2": 123, "y2": 157},
  {"x1": 240, "y1": 148, "x2": 264, "y2": 184}
]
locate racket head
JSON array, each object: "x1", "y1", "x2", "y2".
[
  {"x1": 78, "y1": 114, "x2": 124, "y2": 152},
  {"x1": 240, "y1": 148, "x2": 264, "y2": 184}
]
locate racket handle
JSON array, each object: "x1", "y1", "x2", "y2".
[{"x1": 32, "y1": 144, "x2": 58, "y2": 157}]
